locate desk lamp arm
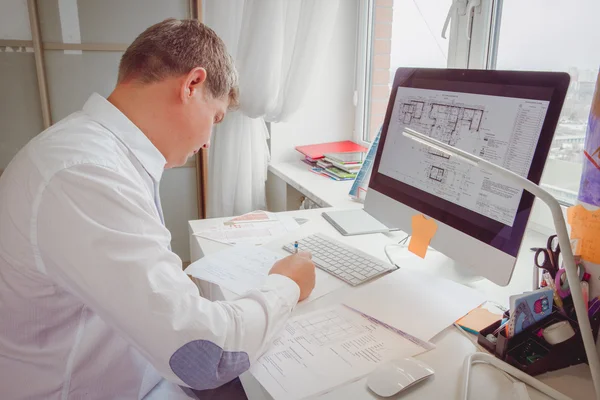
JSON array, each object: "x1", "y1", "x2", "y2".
[{"x1": 403, "y1": 128, "x2": 600, "y2": 400}]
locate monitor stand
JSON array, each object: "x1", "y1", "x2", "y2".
[
  {"x1": 431, "y1": 258, "x2": 484, "y2": 285},
  {"x1": 388, "y1": 244, "x2": 483, "y2": 285}
]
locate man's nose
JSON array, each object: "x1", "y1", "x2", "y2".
[{"x1": 202, "y1": 141, "x2": 210, "y2": 149}]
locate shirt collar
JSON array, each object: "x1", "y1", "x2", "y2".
[{"x1": 82, "y1": 93, "x2": 166, "y2": 182}]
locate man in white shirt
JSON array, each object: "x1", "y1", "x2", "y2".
[{"x1": 0, "y1": 19, "x2": 315, "y2": 400}]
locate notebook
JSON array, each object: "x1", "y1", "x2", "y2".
[
  {"x1": 322, "y1": 209, "x2": 392, "y2": 236},
  {"x1": 296, "y1": 141, "x2": 367, "y2": 160}
]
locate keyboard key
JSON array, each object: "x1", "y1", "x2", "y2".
[
  {"x1": 282, "y1": 234, "x2": 392, "y2": 286},
  {"x1": 351, "y1": 271, "x2": 366, "y2": 280},
  {"x1": 365, "y1": 269, "x2": 379, "y2": 278}
]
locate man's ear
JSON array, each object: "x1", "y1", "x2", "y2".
[{"x1": 181, "y1": 67, "x2": 207, "y2": 101}]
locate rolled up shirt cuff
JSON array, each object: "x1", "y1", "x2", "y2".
[{"x1": 262, "y1": 274, "x2": 300, "y2": 308}]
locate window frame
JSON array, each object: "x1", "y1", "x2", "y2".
[
  {"x1": 353, "y1": 0, "x2": 473, "y2": 146},
  {"x1": 469, "y1": 0, "x2": 585, "y2": 231},
  {"x1": 354, "y1": 0, "x2": 584, "y2": 234},
  {"x1": 353, "y1": 0, "x2": 375, "y2": 149}
]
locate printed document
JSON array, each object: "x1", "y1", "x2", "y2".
[
  {"x1": 185, "y1": 246, "x2": 344, "y2": 302},
  {"x1": 193, "y1": 213, "x2": 300, "y2": 246},
  {"x1": 343, "y1": 268, "x2": 486, "y2": 341},
  {"x1": 250, "y1": 305, "x2": 432, "y2": 400}
]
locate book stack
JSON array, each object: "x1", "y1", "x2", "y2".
[
  {"x1": 317, "y1": 153, "x2": 364, "y2": 180},
  {"x1": 295, "y1": 141, "x2": 368, "y2": 181}
]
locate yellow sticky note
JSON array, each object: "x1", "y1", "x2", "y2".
[
  {"x1": 568, "y1": 205, "x2": 600, "y2": 264},
  {"x1": 408, "y1": 214, "x2": 438, "y2": 259}
]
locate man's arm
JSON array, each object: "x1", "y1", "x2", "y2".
[{"x1": 35, "y1": 163, "x2": 311, "y2": 390}]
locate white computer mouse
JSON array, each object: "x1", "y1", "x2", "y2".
[{"x1": 367, "y1": 358, "x2": 434, "y2": 397}]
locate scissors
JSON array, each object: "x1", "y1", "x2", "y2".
[
  {"x1": 534, "y1": 234, "x2": 561, "y2": 279},
  {"x1": 555, "y1": 263, "x2": 586, "y2": 298}
]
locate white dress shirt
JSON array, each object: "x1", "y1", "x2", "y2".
[{"x1": 0, "y1": 93, "x2": 300, "y2": 400}]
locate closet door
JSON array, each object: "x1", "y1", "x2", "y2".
[
  {"x1": 36, "y1": 0, "x2": 198, "y2": 262},
  {"x1": 0, "y1": 3, "x2": 44, "y2": 176}
]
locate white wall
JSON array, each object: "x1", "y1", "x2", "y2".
[{"x1": 269, "y1": 0, "x2": 358, "y2": 164}]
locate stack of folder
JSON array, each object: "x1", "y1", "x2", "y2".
[{"x1": 295, "y1": 141, "x2": 367, "y2": 181}]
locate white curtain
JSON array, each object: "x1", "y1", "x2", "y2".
[{"x1": 204, "y1": 0, "x2": 340, "y2": 217}]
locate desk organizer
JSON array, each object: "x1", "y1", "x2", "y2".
[{"x1": 477, "y1": 298, "x2": 600, "y2": 376}]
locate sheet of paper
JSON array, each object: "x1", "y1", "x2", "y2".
[
  {"x1": 343, "y1": 269, "x2": 486, "y2": 341},
  {"x1": 408, "y1": 214, "x2": 438, "y2": 258},
  {"x1": 185, "y1": 245, "x2": 278, "y2": 295},
  {"x1": 568, "y1": 204, "x2": 600, "y2": 264},
  {"x1": 193, "y1": 214, "x2": 300, "y2": 246},
  {"x1": 185, "y1": 246, "x2": 345, "y2": 302},
  {"x1": 224, "y1": 210, "x2": 278, "y2": 225},
  {"x1": 250, "y1": 305, "x2": 431, "y2": 400}
]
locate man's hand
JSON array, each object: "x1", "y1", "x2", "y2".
[{"x1": 269, "y1": 251, "x2": 315, "y2": 302}]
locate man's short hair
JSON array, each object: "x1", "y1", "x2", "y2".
[{"x1": 118, "y1": 18, "x2": 239, "y2": 108}]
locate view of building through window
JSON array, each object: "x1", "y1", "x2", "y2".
[
  {"x1": 493, "y1": 0, "x2": 600, "y2": 203},
  {"x1": 365, "y1": 0, "x2": 599, "y2": 204},
  {"x1": 494, "y1": 0, "x2": 600, "y2": 166},
  {"x1": 367, "y1": 0, "x2": 450, "y2": 141}
]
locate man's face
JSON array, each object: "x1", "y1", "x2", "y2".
[{"x1": 170, "y1": 88, "x2": 228, "y2": 168}]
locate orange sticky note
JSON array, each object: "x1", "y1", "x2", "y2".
[
  {"x1": 568, "y1": 205, "x2": 600, "y2": 264},
  {"x1": 456, "y1": 307, "x2": 502, "y2": 333},
  {"x1": 408, "y1": 214, "x2": 438, "y2": 258}
]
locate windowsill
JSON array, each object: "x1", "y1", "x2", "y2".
[
  {"x1": 267, "y1": 160, "x2": 574, "y2": 246},
  {"x1": 268, "y1": 160, "x2": 363, "y2": 209}
]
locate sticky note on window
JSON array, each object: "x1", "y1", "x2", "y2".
[
  {"x1": 568, "y1": 205, "x2": 600, "y2": 264},
  {"x1": 408, "y1": 214, "x2": 438, "y2": 258}
]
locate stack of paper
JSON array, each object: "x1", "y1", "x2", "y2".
[
  {"x1": 250, "y1": 305, "x2": 433, "y2": 400},
  {"x1": 314, "y1": 152, "x2": 365, "y2": 181},
  {"x1": 185, "y1": 246, "x2": 280, "y2": 296},
  {"x1": 185, "y1": 246, "x2": 345, "y2": 302},
  {"x1": 295, "y1": 141, "x2": 367, "y2": 181}
]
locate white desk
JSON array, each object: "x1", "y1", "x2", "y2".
[{"x1": 188, "y1": 208, "x2": 593, "y2": 400}]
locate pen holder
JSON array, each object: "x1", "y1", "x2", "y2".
[{"x1": 477, "y1": 300, "x2": 600, "y2": 376}]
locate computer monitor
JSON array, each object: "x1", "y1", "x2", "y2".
[{"x1": 364, "y1": 68, "x2": 570, "y2": 286}]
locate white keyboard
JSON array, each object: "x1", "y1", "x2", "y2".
[{"x1": 283, "y1": 233, "x2": 396, "y2": 286}]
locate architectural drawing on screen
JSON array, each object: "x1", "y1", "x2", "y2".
[
  {"x1": 398, "y1": 99, "x2": 484, "y2": 146},
  {"x1": 380, "y1": 87, "x2": 550, "y2": 226}
]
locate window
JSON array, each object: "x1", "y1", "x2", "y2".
[
  {"x1": 356, "y1": 0, "x2": 455, "y2": 144},
  {"x1": 357, "y1": 0, "x2": 598, "y2": 209},
  {"x1": 487, "y1": 0, "x2": 600, "y2": 205}
]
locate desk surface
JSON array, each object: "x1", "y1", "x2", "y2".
[{"x1": 188, "y1": 208, "x2": 593, "y2": 400}]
